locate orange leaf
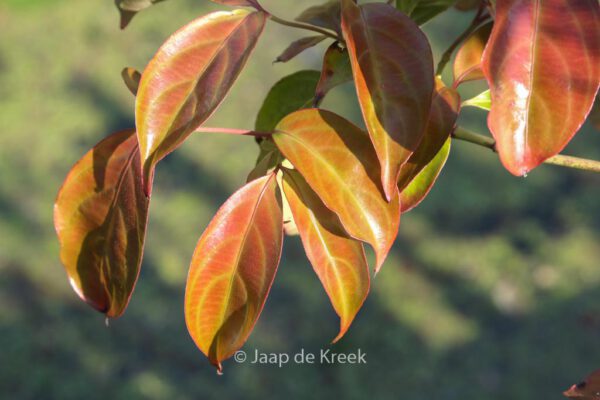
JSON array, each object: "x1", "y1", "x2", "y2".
[
  {"x1": 282, "y1": 169, "x2": 369, "y2": 342},
  {"x1": 136, "y1": 9, "x2": 266, "y2": 195},
  {"x1": 273, "y1": 109, "x2": 400, "y2": 272},
  {"x1": 341, "y1": 0, "x2": 434, "y2": 201},
  {"x1": 482, "y1": 0, "x2": 600, "y2": 176},
  {"x1": 185, "y1": 173, "x2": 283, "y2": 372},
  {"x1": 453, "y1": 21, "x2": 493, "y2": 87},
  {"x1": 54, "y1": 130, "x2": 149, "y2": 318},
  {"x1": 564, "y1": 368, "x2": 600, "y2": 399}
]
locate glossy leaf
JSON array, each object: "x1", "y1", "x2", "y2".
[
  {"x1": 274, "y1": 35, "x2": 326, "y2": 63},
  {"x1": 121, "y1": 67, "x2": 141, "y2": 96},
  {"x1": 462, "y1": 89, "x2": 491, "y2": 111},
  {"x1": 255, "y1": 70, "x2": 321, "y2": 132},
  {"x1": 396, "y1": 0, "x2": 457, "y2": 25},
  {"x1": 185, "y1": 173, "x2": 283, "y2": 372},
  {"x1": 564, "y1": 369, "x2": 600, "y2": 399},
  {"x1": 136, "y1": 10, "x2": 267, "y2": 195},
  {"x1": 341, "y1": 0, "x2": 434, "y2": 201},
  {"x1": 315, "y1": 42, "x2": 354, "y2": 106},
  {"x1": 115, "y1": 0, "x2": 165, "y2": 29},
  {"x1": 398, "y1": 78, "x2": 460, "y2": 190},
  {"x1": 295, "y1": 0, "x2": 342, "y2": 36},
  {"x1": 482, "y1": 0, "x2": 600, "y2": 176},
  {"x1": 282, "y1": 169, "x2": 369, "y2": 342},
  {"x1": 400, "y1": 138, "x2": 451, "y2": 212},
  {"x1": 453, "y1": 21, "x2": 493, "y2": 87},
  {"x1": 209, "y1": 0, "x2": 263, "y2": 9},
  {"x1": 54, "y1": 129, "x2": 149, "y2": 318},
  {"x1": 273, "y1": 109, "x2": 401, "y2": 272}
]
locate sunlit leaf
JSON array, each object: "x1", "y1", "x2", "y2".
[
  {"x1": 564, "y1": 369, "x2": 600, "y2": 399},
  {"x1": 54, "y1": 129, "x2": 149, "y2": 318},
  {"x1": 400, "y1": 138, "x2": 451, "y2": 212},
  {"x1": 295, "y1": 0, "x2": 342, "y2": 36},
  {"x1": 255, "y1": 70, "x2": 321, "y2": 132},
  {"x1": 115, "y1": 0, "x2": 166, "y2": 29},
  {"x1": 482, "y1": 0, "x2": 600, "y2": 176},
  {"x1": 274, "y1": 35, "x2": 326, "y2": 63},
  {"x1": 121, "y1": 67, "x2": 141, "y2": 96},
  {"x1": 341, "y1": 0, "x2": 434, "y2": 201},
  {"x1": 314, "y1": 42, "x2": 354, "y2": 106},
  {"x1": 282, "y1": 169, "x2": 369, "y2": 341},
  {"x1": 273, "y1": 109, "x2": 400, "y2": 272},
  {"x1": 136, "y1": 9, "x2": 267, "y2": 195},
  {"x1": 396, "y1": 0, "x2": 456, "y2": 25},
  {"x1": 462, "y1": 89, "x2": 491, "y2": 111},
  {"x1": 398, "y1": 78, "x2": 460, "y2": 190},
  {"x1": 453, "y1": 21, "x2": 492, "y2": 87},
  {"x1": 185, "y1": 173, "x2": 283, "y2": 372}
]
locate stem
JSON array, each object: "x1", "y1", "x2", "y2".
[
  {"x1": 194, "y1": 127, "x2": 272, "y2": 138},
  {"x1": 435, "y1": 5, "x2": 491, "y2": 76},
  {"x1": 452, "y1": 126, "x2": 600, "y2": 174},
  {"x1": 269, "y1": 15, "x2": 340, "y2": 41}
]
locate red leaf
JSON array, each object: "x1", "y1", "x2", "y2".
[
  {"x1": 282, "y1": 169, "x2": 369, "y2": 342},
  {"x1": 54, "y1": 130, "x2": 149, "y2": 318},
  {"x1": 341, "y1": 0, "x2": 434, "y2": 201},
  {"x1": 482, "y1": 0, "x2": 600, "y2": 176},
  {"x1": 185, "y1": 173, "x2": 283, "y2": 372},
  {"x1": 453, "y1": 21, "x2": 493, "y2": 87},
  {"x1": 136, "y1": 10, "x2": 266, "y2": 195}
]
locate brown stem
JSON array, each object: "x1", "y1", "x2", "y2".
[
  {"x1": 452, "y1": 126, "x2": 600, "y2": 174},
  {"x1": 269, "y1": 15, "x2": 340, "y2": 40}
]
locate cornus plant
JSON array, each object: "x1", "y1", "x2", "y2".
[{"x1": 54, "y1": 0, "x2": 600, "y2": 372}]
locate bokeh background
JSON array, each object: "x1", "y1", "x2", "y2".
[{"x1": 2, "y1": 1, "x2": 600, "y2": 399}]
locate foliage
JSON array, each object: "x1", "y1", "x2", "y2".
[{"x1": 52, "y1": 0, "x2": 600, "y2": 374}]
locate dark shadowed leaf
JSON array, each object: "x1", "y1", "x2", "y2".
[
  {"x1": 274, "y1": 35, "x2": 326, "y2": 63},
  {"x1": 295, "y1": 0, "x2": 342, "y2": 36},
  {"x1": 396, "y1": 0, "x2": 457, "y2": 25},
  {"x1": 342, "y1": 0, "x2": 434, "y2": 201},
  {"x1": 273, "y1": 109, "x2": 400, "y2": 272},
  {"x1": 54, "y1": 129, "x2": 149, "y2": 318},
  {"x1": 482, "y1": 0, "x2": 600, "y2": 176},
  {"x1": 121, "y1": 67, "x2": 141, "y2": 96},
  {"x1": 453, "y1": 21, "x2": 492, "y2": 87},
  {"x1": 136, "y1": 10, "x2": 266, "y2": 195},
  {"x1": 115, "y1": 0, "x2": 166, "y2": 29},
  {"x1": 185, "y1": 173, "x2": 283, "y2": 372},
  {"x1": 314, "y1": 42, "x2": 354, "y2": 106},
  {"x1": 282, "y1": 169, "x2": 369, "y2": 341},
  {"x1": 255, "y1": 70, "x2": 321, "y2": 132}
]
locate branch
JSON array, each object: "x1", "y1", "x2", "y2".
[
  {"x1": 452, "y1": 126, "x2": 600, "y2": 174},
  {"x1": 269, "y1": 15, "x2": 340, "y2": 40}
]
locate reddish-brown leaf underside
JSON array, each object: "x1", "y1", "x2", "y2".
[
  {"x1": 564, "y1": 368, "x2": 600, "y2": 399},
  {"x1": 398, "y1": 78, "x2": 460, "y2": 190},
  {"x1": 341, "y1": 0, "x2": 434, "y2": 201},
  {"x1": 482, "y1": 0, "x2": 600, "y2": 176},
  {"x1": 54, "y1": 130, "x2": 149, "y2": 318},
  {"x1": 274, "y1": 35, "x2": 326, "y2": 63},
  {"x1": 273, "y1": 109, "x2": 400, "y2": 272},
  {"x1": 135, "y1": 10, "x2": 266, "y2": 195},
  {"x1": 453, "y1": 21, "x2": 493, "y2": 87},
  {"x1": 282, "y1": 169, "x2": 369, "y2": 342},
  {"x1": 295, "y1": 0, "x2": 342, "y2": 37},
  {"x1": 185, "y1": 173, "x2": 283, "y2": 372}
]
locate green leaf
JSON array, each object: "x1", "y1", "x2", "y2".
[
  {"x1": 255, "y1": 70, "x2": 321, "y2": 132},
  {"x1": 396, "y1": 0, "x2": 456, "y2": 25},
  {"x1": 315, "y1": 42, "x2": 354, "y2": 105},
  {"x1": 462, "y1": 89, "x2": 491, "y2": 111}
]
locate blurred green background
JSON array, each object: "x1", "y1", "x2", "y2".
[{"x1": 2, "y1": 1, "x2": 600, "y2": 399}]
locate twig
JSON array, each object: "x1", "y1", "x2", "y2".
[{"x1": 269, "y1": 15, "x2": 340, "y2": 41}]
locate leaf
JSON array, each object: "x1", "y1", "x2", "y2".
[
  {"x1": 121, "y1": 67, "x2": 141, "y2": 96},
  {"x1": 282, "y1": 169, "x2": 369, "y2": 341},
  {"x1": 396, "y1": 0, "x2": 457, "y2": 25},
  {"x1": 454, "y1": 0, "x2": 482, "y2": 11},
  {"x1": 314, "y1": 42, "x2": 354, "y2": 106},
  {"x1": 274, "y1": 35, "x2": 326, "y2": 63},
  {"x1": 400, "y1": 138, "x2": 451, "y2": 212},
  {"x1": 482, "y1": 0, "x2": 600, "y2": 176},
  {"x1": 136, "y1": 9, "x2": 267, "y2": 195},
  {"x1": 398, "y1": 78, "x2": 460, "y2": 190},
  {"x1": 209, "y1": 0, "x2": 263, "y2": 9},
  {"x1": 462, "y1": 89, "x2": 491, "y2": 111},
  {"x1": 115, "y1": 0, "x2": 165, "y2": 29},
  {"x1": 255, "y1": 70, "x2": 321, "y2": 132},
  {"x1": 185, "y1": 173, "x2": 283, "y2": 372},
  {"x1": 453, "y1": 21, "x2": 493, "y2": 87},
  {"x1": 590, "y1": 95, "x2": 600, "y2": 131},
  {"x1": 564, "y1": 369, "x2": 600, "y2": 399},
  {"x1": 54, "y1": 129, "x2": 149, "y2": 318},
  {"x1": 273, "y1": 109, "x2": 401, "y2": 272},
  {"x1": 341, "y1": 0, "x2": 434, "y2": 201},
  {"x1": 295, "y1": 0, "x2": 342, "y2": 37}
]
